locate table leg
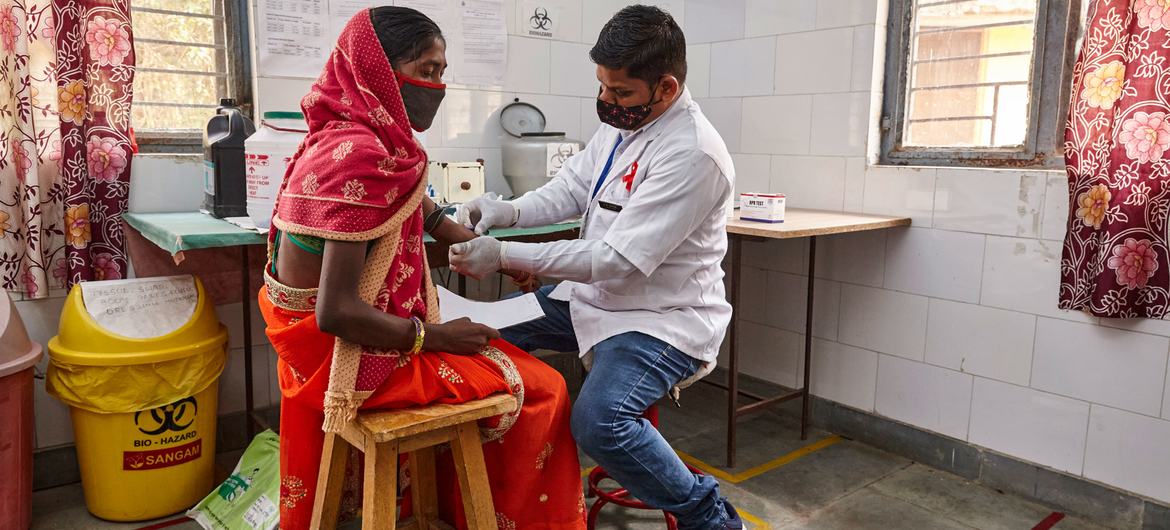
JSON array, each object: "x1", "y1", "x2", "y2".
[
  {"x1": 242, "y1": 245, "x2": 256, "y2": 440},
  {"x1": 727, "y1": 234, "x2": 742, "y2": 469},
  {"x1": 801, "y1": 237, "x2": 816, "y2": 440},
  {"x1": 458, "y1": 272, "x2": 467, "y2": 297}
]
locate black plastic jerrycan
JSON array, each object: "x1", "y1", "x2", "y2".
[{"x1": 202, "y1": 98, "x2": 255, "y2": 218}]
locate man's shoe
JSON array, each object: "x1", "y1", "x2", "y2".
[{"x1": 722, "y1": 499, "x2": 744, "y2": 529}]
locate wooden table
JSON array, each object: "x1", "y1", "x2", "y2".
[
  {"x1": 123, "y1": 211, "x2": 579, "y2": 438},
  {"x1": 713, "y1": 209, "x2": 911, "y2": 467}
]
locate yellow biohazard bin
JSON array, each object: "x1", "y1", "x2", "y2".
[{"x1": 46, "y1": 275, "x2": 228, "y2": 522}]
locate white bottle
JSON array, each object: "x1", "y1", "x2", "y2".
[{"x1": 244, "y1": 111, "x2": 308, "y2": 230}]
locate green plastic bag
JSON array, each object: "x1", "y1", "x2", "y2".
[{"x1": 188, "y1": 430, "x2": 281, "y2": 530}]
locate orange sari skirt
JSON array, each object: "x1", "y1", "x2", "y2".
[{"x1": 259, "y1": 287, "x2": 585, "y2": 529}]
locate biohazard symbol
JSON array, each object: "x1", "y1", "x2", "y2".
[
  {"x1": 134, "y1": 396, "x2": 198, "y2": 435},
  {"x1": 529, "y1": 7, "x2": 552, "y2": 31}
]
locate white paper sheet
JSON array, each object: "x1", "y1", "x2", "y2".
[
  {"x1": 457, "y1": 0, "x2": 508, "y2": 86},
  {"x1": 80, "y1": 276, "x2": 199, "y2": 339},
  {"x1": 257, "y1": 0, "x2": 330, "y2": 77},
  {"x1": 329, "y1": 0, "x2": 373, "y2": 42},
  {"x1": 435, "y1": 286, "x2": 544, "y2": 329}
]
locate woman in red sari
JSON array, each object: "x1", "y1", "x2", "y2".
[{"x1": 259, "y1": 7, "x2": 584, "y2": 529}]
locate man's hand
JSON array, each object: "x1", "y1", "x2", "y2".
[
  {"x1": 449, "y1": 237, "x2": 504, "y2": 280},
  {"x1": 456, "y1": 193, "x2": 517, "y2": 235}
]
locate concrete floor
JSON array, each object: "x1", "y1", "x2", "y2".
[{"x1": 31, "y1": 381, "x2": 1105, "y2": 529}]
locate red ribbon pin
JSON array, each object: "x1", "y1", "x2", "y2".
[{"x1": 622, "y1": 161, "x2": 639, "y2": 192}]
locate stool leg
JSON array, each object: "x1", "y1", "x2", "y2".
[
  {"x1": 312, "y1": 433, "x2": 352, "y2": 530},
  {"x1": 450, "y1": 423, "x2": 497, "y2": 530},
  {"x1": 408, "y1": 446, "x2": 439, "y2": 528},
  {"x1": 362, "y1": 441, "x2": 400, "y2": 530}
]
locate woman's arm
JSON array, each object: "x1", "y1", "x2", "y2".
[
  {"x1": 422, "y1": 197, "x2": 541, "y2": 292},
  {"x1": 314, "y1": 239, "x2": 499, "y2": 354}
]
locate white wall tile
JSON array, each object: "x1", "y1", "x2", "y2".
[
  {"x1": 1084, "y1": 405, "x2": 1170, "y2": 503},
  {"x1": 851, "y1": 25, "x2": 876, "y2": 92},
  {"x1": 1099, "y1": 315, "x2": 1170, "y2": 338},
  {"x1": 745, "y1": 0, "x2": 816, "y2": 37},
  {"x1": 741, "y1": 237, "x2": 807, "y2": 274},
  {"x1": 775, "y1": 29, "x2": 853, "y2": 96},
  {"x1": 1041, "y1": 174, "x2": 1070, "y2": 242},
  {"x1": 255, "y1": 76, "x2": 313, "y2": 119},
  {"x1": 810, "y1": 92, "x2": 870, "y2": 156},
  {"x1": 925, "y1": 299, "x2": 1035, "y2": 386},
  {"x1": 710, "y1": 37, "x2": 776, "y2": 97},
  {"x1": 583, "y1": 0, "x2": 686, "y2": 44},
  {"x1": 129, "y1": 155, "x2": 204, "y2": 213},
  {"x1": 440, "y1": 89, "x2": 509, "y2": 147},
  {"x1": 861, "y1": 165, "x2": 935, "y2": 226},
  {"x1": 737, "y1": 265, "x2": 768, "y2": 327},
  {"x1": 1032, "y1": 318, "x2": 1168, "y2": 417},
  {"x1": 14, "y1": 296, "x2": 66, "y2": 349},
  {"x1": 811, "y1": 339, "x2": 878, "y2": 411},
  {"x1": 844, "y1": 158, "x2": 865, "y2": 211},
  {"x1": 884, "y1": 227, "x2": 985, "y2": 303},
  {"x1": 981, "y1": 236, "x2": 1095, "y2": 323},
  {"x1": 813, "y1": 229, "x2": 886, "y2": 287},
  {"x1": 839, "y1": 284, "x2": 929, "y2": 360},
  {"x1": 1165, "y1": 359, "x2": 1170, "y2": 420},
  {"x1": 697, "y1": 97, "x2": 743, "y2": 153},
  {"x1": 579, "y1": 97, "x2": 602, "y2": 141},
  {"x1": 504, "y1": 37, "x2": 551, "y2": 94},
  {"x1": 763, "y1": 272, "x2": 840, "y2": 340},
  {"x1": 969, "y1": 377, "x2": 1089, "y2": 475},
  {"x1": 514, "y1": 93, "x2": 581, "y2": 141},
  {"x1": 933, "y1": 169, "x2": 1045, "y2": 238},
  {"x1": 686, "y1": 44, "x2": 711, "y2": 98},
  {"x1": 683, "y1": 0, "x2": 745, "y2": 43},
  {"x1": 816, "y1": 0, "x2": 879, "y2": 28},
  {"x1": 740, "y1": 95, "x2": 812, "y2": 155},
  {"x1": 34, "y1": 379, "x2": 74, "y2": 448},
  {"x1": 731, "y1": 153, "x2": 770, "y2": 195},
  {"x1": 214, "y1": 302, "x2": 268, "y2": 350},
  {"x1": 737, "y1": 321, "x2": 803, "y2": 388},
  {"x1": 550, "y1": 41, "x2": 597, "y2": 98},
  {"x1": 219, "y1": 347, "x2": 272, "y2": 415},
  {"x1": 770, "y1": 156, "x2": 846, "y2": 211},
  {"x1": 876, "y1": 354, "x2": 973, "y2": 440}
]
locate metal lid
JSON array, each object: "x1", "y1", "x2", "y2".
[{"x1": 500, "y1": 100, "x2": 546, "y2": 137}]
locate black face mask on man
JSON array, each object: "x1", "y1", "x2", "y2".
[
  {"x1": 395, "y1": 71, "x2": 445, "y2": 132},
  {"x1": 596, "y1": 79, "x2": 662, "y2": 130}
]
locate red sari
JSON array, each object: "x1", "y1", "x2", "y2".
[{"x1": 260, "y1": 9, "x2": 585, "y2": 529}]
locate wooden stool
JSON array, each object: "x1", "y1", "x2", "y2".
[{"x1": 310, "y1": 393, "x2": 518, "y2": 530}]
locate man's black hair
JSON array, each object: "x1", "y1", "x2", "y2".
[
  {"x1": 589, "y1": 5, "x2": 687, "y2": 86},
  {"x1": 370, "y1": 6, "x2": 445, "y2": 69}
]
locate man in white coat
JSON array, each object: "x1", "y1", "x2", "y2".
[{"x1": 449, "y1": 5, "x2": 738, "y2": 528}]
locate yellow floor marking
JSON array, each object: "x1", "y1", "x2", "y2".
[
  {"x1": 678, "y1": 434, "x2": 843, "y2": 484},
  {"x1": 581, "y1": 465, "x2": 596, "y2": 478},
  {"x1": 739, "y1": 508, "x2": 772, "y2": 530}
]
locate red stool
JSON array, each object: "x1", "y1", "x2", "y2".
[{"x1": 585, "y1": 404, "x2": 705, "y2": 529}]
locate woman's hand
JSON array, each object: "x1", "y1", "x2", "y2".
[
  {"x1": 424, "y1": 317, "x2": 500, "y2": 354},
  {"x1": 502, "y1": 269, "x2": 541, "y2": 293}
]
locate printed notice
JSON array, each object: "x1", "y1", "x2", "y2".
[
  {"x1": 329, "y1": 0, "x2": 372, "y2": 42},
  {"x1": 457, "y1": 0, "x2": 507, "y2": 85},
  {"x1": 520, "y1": 1, "x2": 561, "y2": 39},
  {"x1": 257, "y1": 0, "x2": 330, "y2": 77},
  {"x1": 80, "y1": 276, "x2": 199, "y2": 339}
]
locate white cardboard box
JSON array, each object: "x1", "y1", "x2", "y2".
[{"x1": 740, "y1": 193, "x2": 785, "y2": 223}]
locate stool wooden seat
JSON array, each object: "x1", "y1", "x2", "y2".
[{"x1": 310, "y1": 393, "x2": 518, "y2": 530}]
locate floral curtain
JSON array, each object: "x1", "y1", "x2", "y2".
[
  {"x1": 1060, "y1": 0, "x2": 1170, "y2": 317},
  {"x1": 54, "y1": 0, "x2": 133, "y2": 290},
  {"x1": 0, "y1": 0, "x2": 63, "y2": 298}
]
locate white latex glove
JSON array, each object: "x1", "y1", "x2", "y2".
[
  {"x1": 449, "y1": 237, "x2": 504, "y2": 280},
  {"x1": 457, "y1": 193, "x2": 518, "y2": 235}
]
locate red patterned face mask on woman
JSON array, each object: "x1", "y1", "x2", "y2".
[{"x1": 596, "y1": 80, "x2": 661, "y2": 130}]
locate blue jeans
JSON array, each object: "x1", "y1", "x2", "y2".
[{"x1": 502, "y1": 285, "x2": 729, "y2": 530}]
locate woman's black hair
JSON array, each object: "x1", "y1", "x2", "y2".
[
  {"x1": 589, "y1": 5, "x2": 686, "y2": 86},
  {"x1": 369, "y1": 6, "x2": 444, "y2": 69}
]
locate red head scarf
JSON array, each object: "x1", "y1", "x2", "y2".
[{"x1": 270, "y1": 9, "x2": 438, "y2": 432}]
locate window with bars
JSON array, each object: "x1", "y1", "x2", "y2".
[
  {"x1": 879, "y1": 0, "x2": 1080, "y2": 168},
  {"x1": 130, "y1": 0, "x2": 251, "y2": 152}
]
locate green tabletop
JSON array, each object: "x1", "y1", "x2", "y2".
[
  {"x1": 124, "y1": 212, "x2": 268, "y2": 254},
  {"x1": 125, "y1": 211, "x2": 580, "y2": 255}
]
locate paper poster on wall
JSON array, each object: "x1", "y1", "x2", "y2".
[
  {"x1": 329, "y1": 0, "x2": 374, "y2": 41},
  {"x1": 456, "y1": 0, "x2": 508, "y2": 85},
  {"x1": 546, "y1": 142, "x2": 579, "y2": 177},
  {"x1": 519, "y1": 1, "x2": 561, "y2": 39},
  {"x1": 256, "y1": 0, "x2": 331, "y2": 78}
]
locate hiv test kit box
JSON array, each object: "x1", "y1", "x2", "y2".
[{"x1": 740, "y1": 193, "x2": 785, "y2": 223}]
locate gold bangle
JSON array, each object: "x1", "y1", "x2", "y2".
[{"x1": 409, "y1": 316, "x2": 425, "y2": 355}]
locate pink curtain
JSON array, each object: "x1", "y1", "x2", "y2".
[
  {"x1": 0, "y1": 0, "x2": 63, "y2": 298},
  {"x1": 1060, "y1": 0, "x2": 1170, "y2": 317},
  {"x1": 53, "y1": 0, "x2": 134, "y2": 289}
]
